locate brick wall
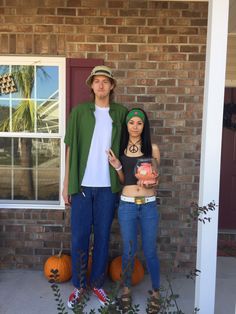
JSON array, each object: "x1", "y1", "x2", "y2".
[
  {"x1": 0, "y1": 208, "x2": 71, "y2": 269},
  {"x1": 0, "y1": 1, "x2": 208, "y2": 272}
]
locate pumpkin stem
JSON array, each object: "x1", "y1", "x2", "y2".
[{"x1": 58, "y1": 242, "x2": 63, "y2": 257}]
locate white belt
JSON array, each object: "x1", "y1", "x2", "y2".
[{"x1": 120, "y1": 195, "x2": 156, "y2": 205}]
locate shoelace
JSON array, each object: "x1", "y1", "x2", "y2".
[
  {"x1": 73, "y1": 288, "x2": 82, "y2": 300},
  {"x1": 94, "y1": 288, "x2": 107, "y2": 299}
]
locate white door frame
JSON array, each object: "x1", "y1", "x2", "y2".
[{"x1": 195, "y1": 0, "x2": 229, "y2": 313}]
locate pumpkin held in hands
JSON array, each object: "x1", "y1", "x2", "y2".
[
  {"x1": 109, "y1": 256, "x2": 144, "y2": 286},
  {"x1": 44, "y1": 252, "x2": 72, "y2": 282},
  {"x1": 135, "y1": 162, "x2": 158, "y2": 185}
]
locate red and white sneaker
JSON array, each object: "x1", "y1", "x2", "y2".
[
  {"x1": 92, "y1": 287, "x2": 109, "y2": 305},
  {"x1": 67, "y1": 288, "x2": 84, "y2": 309}
]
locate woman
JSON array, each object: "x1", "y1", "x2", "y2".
[{"x1": 107, "y1": 108, "x2": 161, "y2": 313}]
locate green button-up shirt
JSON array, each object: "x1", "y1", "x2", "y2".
[{"x1": 64, "y1": 101, "x2": 128, "y2": 194}]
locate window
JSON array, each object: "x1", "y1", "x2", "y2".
[{"x1": 0, "y1": 57, "x2": 66, "y2": 208}]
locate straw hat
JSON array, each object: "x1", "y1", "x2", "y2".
[{"x1": 86, "y1": 65, "x2": 117, "y2": 87}]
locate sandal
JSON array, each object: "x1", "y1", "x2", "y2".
[
  {"x1": 118, "y1": 291, "x2": 132, "y2": 313},
  {"x1": 146, "y1": 291, "x2": 161, "y2": 314}
]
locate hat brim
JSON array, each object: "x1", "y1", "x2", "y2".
[{"x1": 86, "y1": 72, "x2": 117, "y2": 87}]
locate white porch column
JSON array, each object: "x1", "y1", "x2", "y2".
[{"x1": 194, "y1": 0, "x2": 229, "y2": 313}]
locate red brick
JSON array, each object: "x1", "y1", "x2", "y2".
[
  {"x1": 34, "y1": 25, "x2": 54, "y2": 33},
  {"x1": 107, "y1": 35, "x2": 126, "y2": 43},
  {"x1": 64, "y1": 16, "x2": 84, "y2": 25},
  {"x1": 106, "y1": 17, "x2": 125, "y2": 25},
  {"x1": 118, "y1": 26, "x2": 137, "y2": 34},
  {"x1": 108, "y1": 1, "x2": 125, "y2": 9},
  {"x1": 57, "y1": 8, "x2": 76, "y2": 16},
  {"x1": 189, "y1": 54, "x2": 206, "y2": 61},
  {"x1": 180, "y1": 45, "x2": 199, "y2": 53},
  {"x1": 139, "y1": 27, "x2": 158, "y2": 35},
  {"x1": 119, "y1": 44, "x2": 137, "y2": 52},
  {"x1": 67, "y1": 0, "x2": 82, "y2": 6},
  {"x1": 37, "y1": 8, "x2": 56, "y2": 15},
  {"x1": 148, "y1": 35, "x2": 167, "y2": 44},
  {"x1": 44, "y1": 16, "x2": 64, "y2": 24}
]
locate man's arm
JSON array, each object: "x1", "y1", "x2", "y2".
[{"x1": 62, "y1": 146, "x2": 71, "y2": 205}]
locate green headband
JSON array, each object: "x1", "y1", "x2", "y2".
[{"x1": 126, "y1": 109, "x2": 145, "y2": 124}]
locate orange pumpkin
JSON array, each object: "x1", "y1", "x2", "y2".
[
  {"x1": 44, "y1": 251, "x2": 72, "y2": 282},
  {"x1": 109, "y1": 256, "x2": 144, "y2": 286},
  {"x1": 86, "y1": 254, "x2": 108, "y2": 280}
]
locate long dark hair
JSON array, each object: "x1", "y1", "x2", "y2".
[{"x1": 120, "y1": 108, "x2": 152, "y2": 157}]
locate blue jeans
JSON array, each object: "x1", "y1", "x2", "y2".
[
  {"x1": 71, "y1": 187, "x2": 118, "y2": 288},
  {"x1": 118, "y1": 200, "x2": 160, "y2": 290}
]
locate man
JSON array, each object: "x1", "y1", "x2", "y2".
[{"x1": 62, "y1": 65, "x2": 128, "y2": 309}]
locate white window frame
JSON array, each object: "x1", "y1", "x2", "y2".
[{"x1": 0, "y1": 56, "x2": 66, "y2": 209}]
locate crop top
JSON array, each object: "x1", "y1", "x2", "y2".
[{"x1": 120, "y1": 154, "x2": 143, "y2": 185}]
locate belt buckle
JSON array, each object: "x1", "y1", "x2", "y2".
[{"x1": 134, "y1": 197, "x2": 145, "y2": 205}]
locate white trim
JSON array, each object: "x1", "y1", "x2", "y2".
[
  {"x1": 1, "y1": 203, "x2": 65, "y2": 210},
  {"x1": 59, "y1": 60, "x2": 66, "y2": 208},
  {"x1": 0, "y1": 56, "x2": 65, "y2": 65},
  {"x1": 195, "y1": 0, "x2": 229, "y2": 313},
  {"x1": 0, "y1": 56, "x2": 66, "y2": 209},
  {"x1": 161, "y1": 0, "x2": 208, "y2": 1},
  {"x1": 0, "y1": 133, "x2": 62, "y2": 138}
]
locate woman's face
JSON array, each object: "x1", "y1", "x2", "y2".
[{"x1": 127, "y1": 116, "x2": 144, "y2": 137}]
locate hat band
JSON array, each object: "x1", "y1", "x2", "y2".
[{"x1": 94, "y1": 69, "x2": 113, "y2": 77}]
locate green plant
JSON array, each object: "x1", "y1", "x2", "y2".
[
  {"x1": 190, "y1": 201, "x2": 216, "y2": 223},
  {"x1": 49, "y1": 269, "x2": 68, "y2": 314},
  {"x1": 157, "y1": 276, "x2": 184, "y2": 314},
  {"x1": 49, "y1": 251, "x2": 184, "y2": 314},
  {"x1": 186, "y1": 268, "x2": 201, "y2": 280},
  {"x1": 49, "y1": 201, "x2": 217, "y2": 313}
]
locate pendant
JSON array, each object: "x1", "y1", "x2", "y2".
[{"x1": 129, "y1": 144, "x2": 139, "y2": 153}]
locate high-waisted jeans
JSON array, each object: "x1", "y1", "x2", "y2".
[
  {"x1": 71, "y1": 187, "x2": 118, "y2": 288},
  {"x1": 118, "y1": 199, "x2": 160, "y2": 290}
]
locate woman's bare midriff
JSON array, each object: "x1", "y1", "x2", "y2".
[{"x1": 122, "y1": 184, "x2": 156, "y2": 197}]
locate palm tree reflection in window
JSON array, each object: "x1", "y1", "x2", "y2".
[{"x1": 0, "y1": 66, "x2": 51, "y2": 200}]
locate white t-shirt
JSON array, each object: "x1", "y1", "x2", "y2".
[{"x1": 82, "y1": 105, "x2": 112, "y2": 187}]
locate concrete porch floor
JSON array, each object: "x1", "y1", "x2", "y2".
[{"x1": 0, "y1": 256, "x2": 235, "y2": 314}]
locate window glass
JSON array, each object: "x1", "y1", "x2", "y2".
[
  {"x1": 0, "y1": 136, "x2": 60, "y2": 202},
  {"x1": 0, "y1": 58, "x2": 64, "y2": 206}
]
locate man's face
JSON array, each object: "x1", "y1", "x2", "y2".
[{"x1": 91, "y1": 75, "x2": 114, "y2": 99}]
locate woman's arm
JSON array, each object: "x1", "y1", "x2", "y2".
[
  {"x1": 107, "y1": 149, "x2": 125, "y2": 184},
  {"x1": 152, "y1": 143, "x2": 160, "y2": 166},
  {"x1": 151, "y1": 143, "x2": 160, "y2": 187}
]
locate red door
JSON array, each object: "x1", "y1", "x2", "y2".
[
  {"x1": 219, "y1": 127, "x2": 236, "y2": 229},
  {"x1": 66, "y1": 58, "x2": 103, "y2": 116}
]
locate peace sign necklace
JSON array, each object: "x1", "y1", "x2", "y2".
[{"x1": 128, "y1": 139, "x2": 141, "y2": 153}]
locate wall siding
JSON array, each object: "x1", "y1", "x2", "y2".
[{"x1": 0, "y1": 0, "x2": 208, "y2": 272}]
